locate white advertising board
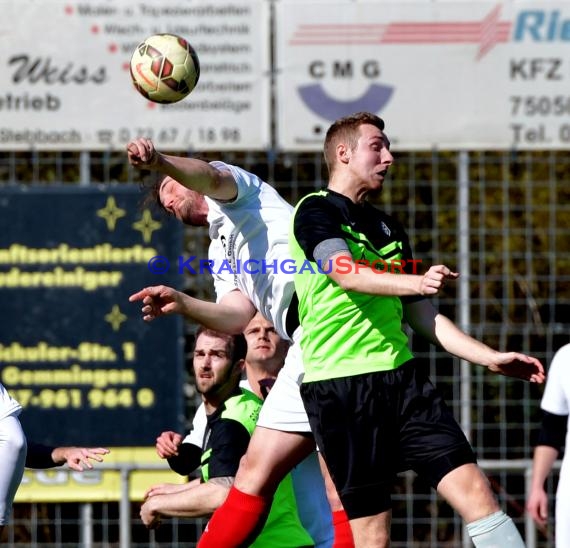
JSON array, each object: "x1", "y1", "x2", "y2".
[
  {"x1": 0, "y1": 0, "x2": 269, "y2": 150},
  {"x1": 276, "y1": 1, "x2": 570, "y2": 150}
]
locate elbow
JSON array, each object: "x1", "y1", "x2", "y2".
[
  {"x1": 335, "y1": 275, "x2": 358, "y2": 292},
  {"x1": 224, "y1": 321, "x2": 250, "y2": 335}
]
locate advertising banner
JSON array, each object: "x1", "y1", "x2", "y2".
[
  {"x1": 276, "y1": 1, "x2": 570, "y2": 150},
  {"x1": 0, "y1": 0, "x2": 269, "y2": 150},
  {"x1": 0, "y1": 186, "x2": 185, "y2": 447}
]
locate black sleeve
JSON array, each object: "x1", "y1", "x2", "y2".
[
  {"x1": 537, "y1": 410, "x2": 568, "y2": 451},
  {"x1": 207, "y1": 419, "x2": 251, "y2": 479},
  {"x1": 166, "y1": 442, "x2": 203, "y2": 476},
  {"x1": 294, "y1": 195, "x2": 346, "y2": 262},
  {"x1": 25, "y1": 441, "x2": 58, "y2": 469}
]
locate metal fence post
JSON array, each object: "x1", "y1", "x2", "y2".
[
  {"x1": 525, "y1": 466, "x2": 536, "y2": 548},
  {"x1": 458, "y1": 150, "x2": 473, "y2": 548},
  {"x1": 80, "y1": 503, "x2": 93, "y2": 548},
  {"x1": 120, "y1": 467, "x2": 131, "y2": 548}
]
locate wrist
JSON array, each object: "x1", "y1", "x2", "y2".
[{"x1": 50, "y1": 447, "x2": 65, "y2": 465}]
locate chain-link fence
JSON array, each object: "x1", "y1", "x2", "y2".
[{"x1": 1, "y1": 147, "x2": 567, "y2": 546}]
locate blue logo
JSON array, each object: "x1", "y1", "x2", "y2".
[{"x1": 298, "y1": 83, "x2": 394, "y2": 121}]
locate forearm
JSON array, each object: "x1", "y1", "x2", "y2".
[
  {"x1": 148, "y1": 481, "x2": 229, "y2": 518},
  {"x1": 327, "y1": 254, "x2": 455, "y2": 297},
  {"x1": 530, "y1": 445, "x2": 559, "y2": 490},
  {"x1": 404, "y1": 300, "x2": 496, "y2": 365},
  {"x1": 334, "y1": 269, "x2": 423, "y2": 296},
  {"x1": 178, "y1": 293, "x2": 255, "y2": 335},
  {"x1": 429, "y1": 314, "x2": 500, "y2": 366},
  {"x1": 326, "y1": 253, "x2": 421, "y2": 296},
  {"x1": 155, "y1": 154, "x2": 236, "y2": 201}
]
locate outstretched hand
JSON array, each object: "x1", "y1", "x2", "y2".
[
  {"x1": 127, "y1": 138, "x2": 159, "y2": 169},
  {"x1": 129, "y1": 285, "x2": 185, "y2": 322},
  {"x1": 54, "y1": 447, "x2": 110, "y2": 472},
  {"x1": 487, "y1": 352, "x2": 545, "y2": 383},
  {"x1": 420, "y1": 265, "x2": 459, "y2": 296}
]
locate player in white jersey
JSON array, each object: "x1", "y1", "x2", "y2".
[
  {"x1": 0, "y1": 384, "x2": 26, "y2": 535},
  {"x1": 1, "y1": 384, "x2": 110, "y2": 534},
  {"x1": 127, "y1": 138, "x2": 347, "y2": 546},
  {"x1": 527, "y1": 343, "x2": 570, "y2": 548}
]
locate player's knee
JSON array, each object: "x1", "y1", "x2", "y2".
[{"x1": 9, "y1": 428, "x2": 27, "y2": 457}]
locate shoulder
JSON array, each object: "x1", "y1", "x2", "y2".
[
  {"x1": 549, "y1": 344, "x2": 570, "y2": 374},
  {"x1": 209, "y1": 161, "x2": 261, "y2": 191},
  {"x1": 220, "y1": 390, "x2": 263, "y2": 434},
  {"x1": 296, "y1": 189, "x2": 330, "y2": 207},
  {"x1": 295, "y1": 190, "x2": 337, "y2": 218}
]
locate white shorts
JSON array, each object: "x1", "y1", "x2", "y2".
[
  {"x1": 0, "y1": 413, "x2": 27, "y2": 525},
  {"x1": 256, "y1": 329, "x2": 312, "y2": 433}
]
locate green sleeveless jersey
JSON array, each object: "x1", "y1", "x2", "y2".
[{"x1": 290, "y1": 190, "x2": 415, "y2": 382}]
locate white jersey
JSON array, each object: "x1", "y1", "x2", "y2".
[
  {"x1": 0, "y1": 383, "x2": 21, "y2": 422},
  {"x1": 202, "y1": 164, "x2": 332, "y2": 545},
  {"x1": 540, "y1": 343, "x2": 570, "y2": 548},
  {"x1": 206, "y1": 162, "x2": 295, "y2": 341}
]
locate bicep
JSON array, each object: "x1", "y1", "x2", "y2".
[
  {"x1": 212, "y1": 169, "x2": 239, "y2": 201},
  {"x1": 218, "y1": 290, "x2": 257, "y2": 328}
]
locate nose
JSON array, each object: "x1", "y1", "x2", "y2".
[
  {"x1": 164, "y1": 196, "x2": 175, "y2": 210},
  {"x1": 383, "y1": 148, "x2": 394, "y2": 165}
]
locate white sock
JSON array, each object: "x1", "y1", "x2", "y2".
[{"x1": 466, "y1": 510, "x2": 525, "y2": 547}]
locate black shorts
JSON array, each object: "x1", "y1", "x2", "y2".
[{"x1": 300, "y1": 359, "x2": 476, "y2": 519}]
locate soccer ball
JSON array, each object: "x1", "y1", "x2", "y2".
[{"x1": 130, "y1": 33, "x2": 200, "y2": 104}]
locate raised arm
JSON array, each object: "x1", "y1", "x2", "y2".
[
  {"x1": 293, "y1": 194, "x2": 457, "y2": 298},
  {"x1": 326, "y1": 251, "x2": 457, "y2": 296},
  {"x1": 129, "y1": 285, "x2": 256, "y2": 335},
  {"x1": 403, "y1": 298, "x2": 545, "y2": 383},
  {"x1": 127, "y1": 137, "x2": 237, "y2": 201}
]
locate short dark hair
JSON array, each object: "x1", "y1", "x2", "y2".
[
  {"x1": 194, "y1": 326, "x2": 247, "y2": 365},
  {"x1": 323, "y1": 112, "x2": 385, "y2": 176},
  {"x1": 139, "y1": 175, "x2": 168, "y2": 216}
]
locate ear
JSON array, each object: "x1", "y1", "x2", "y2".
[
  {"x1": 337, "y1": 143, "x2": 350, "y2": 164},
  {"x1": 234, "y1": 359, "x2": 246, "y2": 374}
]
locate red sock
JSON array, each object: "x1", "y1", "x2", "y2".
[
  {"x1": 332, "y1": 509, "x2": 354, "y2": 548},
  {"x1": 197, "y1": 486, "x2": 272, "y2": 548}
]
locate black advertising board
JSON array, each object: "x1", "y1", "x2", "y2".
[{"x1": 0, "y1": 186, "x2": 184, "y2": 446}]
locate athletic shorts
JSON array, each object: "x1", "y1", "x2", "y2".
[
  {"x1": 300, "y1": 359, "x2": 476, "y2": 519},
  {"x1": 256, "y1": 329, "x2": 312, "y2": 433}
]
